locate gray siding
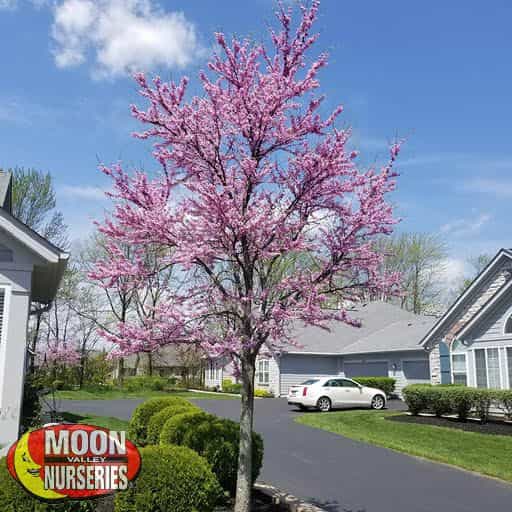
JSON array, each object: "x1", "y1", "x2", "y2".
[{"x1": 465, "y1": 288, "x2": 512, "y2": 342}]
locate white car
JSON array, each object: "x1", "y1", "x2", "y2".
[{"x1": 287, "y1": 377, "x2": 386, "y2": 412}]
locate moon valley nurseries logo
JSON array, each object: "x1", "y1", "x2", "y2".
[{"x1": 6, "y1": 424, "x2": 141, "y2": 501}]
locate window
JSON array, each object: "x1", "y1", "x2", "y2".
[
  {"x1": 208, "y1": 361, "x2": 220, "y2": 381},
  {"x1": 508, "y1": 348, "x2": 512, "y2": 388},
  {"x1": 487, "y1": 348, "x2": 500, "y2": 388},
  {"x1": 258, "y1": 359, "x2": 269, "y2": 385},
  {"x1": 452, "y1": 354, "x2": 467, "y2": 386},
  {"x1": 506, "y1": 315, "x2": 512, "y2": 334},
  {"x1": 301, "y1": 379, "x2": 319, "y2": 385},
  {"x1": 340, "y1": 379, "x2": 359, "y2": 388},
  {"x1": 324, "y1": 379, "x2": 340, "y2": 387},
  {"x1": 475, "y1": 348, "x2": 501, "y2": 389},
  {"x1": 475, "y1": 349, "x2": 488, "y2": 388}
]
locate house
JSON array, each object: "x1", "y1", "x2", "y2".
[
  {"x1": 0, "y1": 171, "x2": 68, "y2": 446},
  {"x1": 114, "y1": 344, "x2": 205, "y2": 384},
  {"x1": 205, "y1": 301, "x2": 437, "y2": 397},
  {"x1": 421, "y1": 248, "x2": 512, "y2": 389}
]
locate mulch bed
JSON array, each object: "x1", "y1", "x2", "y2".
[
  {"x1": 215, "y1": 492, "x2": 288, "y2": 511},
  {"x1": 387, "y1": 413, "x2": 512, "y2": 436}
]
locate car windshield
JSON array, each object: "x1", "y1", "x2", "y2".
[{"x1": 300, "y1": 379, "x2": 319, "y2": 385}]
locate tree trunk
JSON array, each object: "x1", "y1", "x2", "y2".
[
  {"x1": 117, "y1": 357, "x2": 125, "y2": 384},
  {"x1": 234, "y1": 355, "x2": 255, "y2": 512}
]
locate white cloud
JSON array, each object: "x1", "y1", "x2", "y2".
[
  {"x1": 51, "y1": 0, "x2": 203, "y2": 78},
  {"x1": 461, "y1": 178, "x2": 512, "y2": 198},
  {"x1": 0, "y1": 0, "x2": 17, "y2": 10},
  {"x1": 59, "y1": 185, "x2": 107, "y2": 201},
  {"x1": 440, "y1": 213, "x2": 491, "y2": 238}
]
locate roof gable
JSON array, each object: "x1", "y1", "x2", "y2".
[{"x1": 420, "y1": 249, "x2": 512, "y2": 348}]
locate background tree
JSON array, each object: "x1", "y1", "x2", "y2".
[
  {"x1": 9, "y1": 166, "x2": 70, "y2": 372},
  {"x1": 92, "y1": 3, "x2": 401, "y2": 510},
  {"x1": 456, "y1": 253, "x2": 493, "y2": 295},
  {"x1": 377, "y1": 232, "x2": 447, "y2": 314}
]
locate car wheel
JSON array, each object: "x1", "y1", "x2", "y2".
[
  {"x1": 317, "y1": 396, "x2": 331, "y2": 412},
  {"x1": 371, "y1": 395, "x2": 385, "y2": 410}
]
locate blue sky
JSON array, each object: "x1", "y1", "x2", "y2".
[{"x1": 0, "y1": 0, "x2": 510, "y2": 284}]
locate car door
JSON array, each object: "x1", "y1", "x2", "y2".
[
  {"x1": 339, "y1": 378, "x2": 364, "y2": 406},
  {"x1": 322, "y1": 379, "x2": 344, "y2": 406}
]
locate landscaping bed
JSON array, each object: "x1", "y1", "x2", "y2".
[{"x1": 388, "y1": 413, "x2": 512, "y2": 436}]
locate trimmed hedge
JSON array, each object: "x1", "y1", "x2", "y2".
[
  {"x1": 160, "y1": 411, "x2": 213, "y2": 446},
  {"x1": 402, "y1": 384, "x2": 512, "y2": 423},
  {"x1": 352, "y1": 377, "x2": 396, "y2": 396},
  {"x1": 181, "y1": 417, "x2": 264, "y2": 496},
  {"x1": 146, "y1": 402, "x2": 199, "y2": 445},
  {"x1": 114, "y1": 445, "x2": 222, "y2": 512},
  {"x1": 129, "y1": 396, "x2": 192, "y2": 446},
  {"x1": 254, "y1": 389, "x2": 274, "y2": 398},
  {"x1": 222, "y1": 379, "x2": 242, "y2": 394},
  {"x1": 0, "y1": 459, "x2": 95, "y2": 512}
]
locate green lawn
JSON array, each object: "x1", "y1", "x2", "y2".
[
  {"x1": 60, "y1": 411, "x2": 130, "y2": 431},
  {"x1": 296, "y1": 410, "x2": 512, "y2": 482},
  {"x1": 54, "y1": 389, "x2": 238, "y2": 401}
]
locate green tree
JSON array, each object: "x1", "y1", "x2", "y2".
[
  {"x1": 11, "y1": 166, "x2": 68, "y2": 248},
  {"x1": 377, "y1": 232, "x2": 447, "y2": 314}
]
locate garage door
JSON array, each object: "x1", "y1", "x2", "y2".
[
  {"x1": 280, "y1": 355, "x2": 339, "y2": 396},
  {"x1": 403, "y1": 360, "x2": 430, "y2": 380},
  {"x1": 343, "y1": 361, "x2": 388, "y2": 378}
]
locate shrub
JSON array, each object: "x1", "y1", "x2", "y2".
[
  {"x1": 402, "y1": 384, "x2": 431, "y2": 415},
  {"x1": 188, "y1": 418, "x2": 263, "y2": 496},
  {"x1": 448, "y1": 387, "x2": 477, "y2": 421},
  {"x1": 182, "y1": 418, "x2": 263, "y2": 496},
  {"x1": 254, "y1": 389, "x2": 274, "y2": 398},
  {"x1": 124, "y1": 375, "x2": 168, "y2": 392},
  {"x1": 160, "y1": 411, "x2": 213, "y2": 446},
  {"x1": 428, "y1": 386, "x2": 453, "y2": 417},
  {"x1": 222, "y1": 379, "x2": 242, "y2": 394},
  {"x1": 496, "y1": 390, "x2": 512, "y2": 420},
  {"x1": 114, "y1": 445, "x2": 222, "y2": 512},
  {"x1": 474, "y1": 388, "x2": 495, "y2": 424},
  {"x1": 352, "y1": 377, "x2": 396, "y2": 397},
  {"x1": 129, "y1": 397, "x2": 192, "y2": 446},
  {"x1": 146, "y1": 402, "x2": 199, "y2": 445},
  {"x1": 0, "y1": 459, "x2": 95, "y2": 511}
]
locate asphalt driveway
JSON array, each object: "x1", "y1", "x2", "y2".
[{"x1": 58, "y1": 397, "x2": 512, "y2": 512}]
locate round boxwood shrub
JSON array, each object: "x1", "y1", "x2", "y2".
[
  {"x1": 402, "y1": 384, "x2": 431, "y2": 415},
  {"x1": 129, "y1": 397, "x2": 192, "y2": 446},
  {"x1": 182, "y1": 417, "x2": 264, "y2": 496},
  {"x1": 0, "y1": 459, "x2": 95, "y2": 512},
  {"x1": 160, "y1": 411, "x2": 213, "y2": 446},
  {"x1": 146, "y1": 402, "x2": 199, "y2": 445},
  {"x1": 114, "y1": 445, "x2": 222, "y2": 512}
]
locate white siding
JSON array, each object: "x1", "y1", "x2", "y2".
[{"x1": 255, "y1": 355, "x2": 280, "y2": 396}]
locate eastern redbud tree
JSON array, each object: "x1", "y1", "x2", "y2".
[{"x1": 92, "y1": 2, "x2": 400, "y2": 510}]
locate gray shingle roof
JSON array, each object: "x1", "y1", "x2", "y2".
[{"x1": 288, "y1": 301, "x2": 436, "y2": 356}]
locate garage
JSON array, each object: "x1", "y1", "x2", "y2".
[
  {"x1": 279, "y1": 354, "x2": 339, "y2": 395},
  {"x1": 343, "y1": 361, "x2": 389, "y2": 378},
  {"x1": 403, "y1": 360, "x2": 430, "y2": 381}
]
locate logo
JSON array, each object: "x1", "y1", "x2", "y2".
[{"x1": 6, "y1": 424, "x2": 141, "y2": 502}]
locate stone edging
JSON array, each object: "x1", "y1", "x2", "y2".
[{"x1": 254, "y1": 482, "x2": 328, "y2": 512}]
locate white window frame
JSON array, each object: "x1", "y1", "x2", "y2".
[
  {"x1": 450, "y1": 353, "x2": 468, "y2": 386},
  {"x1": 503, "y1": 306, "x2": 512, "y2": 335},
  {"x1": 257, "y1": 359, "x2": 270, "y2": 386},
  {"x1": 472, "y1": 346, "x2": 504, "y2": 389}
]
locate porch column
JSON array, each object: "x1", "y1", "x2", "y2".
[{"x1": 0, "y1": 285, "x2": 30, "y2": 446}]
